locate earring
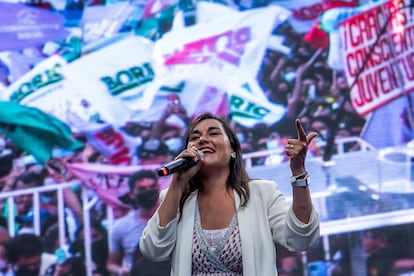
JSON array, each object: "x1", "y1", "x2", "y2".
[{"x1": 230, "y1": 152, "x2": 236, "y2": 158}]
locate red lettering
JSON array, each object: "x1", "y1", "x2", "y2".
[
  {"x1": 164, "y1": 40, "x2": 209, "y2": 65},
  {"x1": 164, "y1": 27, "x2": 251, "y2": 66},
  {"x1": 398, "y1": 52, "x2": 414, "y2": 81},
  {"x1": 351, "y1": 65, "x2": 399, "y2": 108},
  {"x1": 109, "y1": 147, "x2": 131, "y2": 165},
  {"x1": 94, "y1": 127, "x2": 132, "y2": 165},
  {"x1": 217, "y1": 28, "x2": 250, "y2": 65}
]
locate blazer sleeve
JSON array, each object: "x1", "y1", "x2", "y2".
[
  {"x1": 263, "y1": 180, "x2": 320, "y2": 252},
  {"x1": 139, "y1": 188, "x2": 178, "y2": 261}
]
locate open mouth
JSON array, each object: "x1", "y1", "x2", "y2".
[{"x1": 199, "y1": 147, "x2": 214, "y2": 154}]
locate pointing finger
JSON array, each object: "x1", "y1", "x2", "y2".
[{"x1": 295, "y1": 119, "x2": 306, "y2": 142}]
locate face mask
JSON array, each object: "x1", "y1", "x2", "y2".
[
  {"x1": 318, "y1": 129, "x2": 328, "y2": 139},
  {"x1": 266, "y1": 140, "x2": 281, "y2": 150},
  {"x1": 283, "y1": 71, "x2": 296, "y2": 83},
  {"x1": 164, "y1": 137, "x2": 183, "y2": 154},
  {"x1": 136, "y1": 189, "x2": 159, "y2": 209}
]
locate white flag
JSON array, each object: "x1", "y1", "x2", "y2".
[
  {"x1": 154, "y1": 5, "x2": 291, "y2": 88},
  {"x1": 63, "y1": 35, "x2": 158, "y2": 127},
  {"x1": 4, "y1": 55, "x2": 76, "y2": 123},
  {"x1": 227, "y1": 73, "x2": 286, "y2": 127}
]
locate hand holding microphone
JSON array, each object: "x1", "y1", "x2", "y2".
[{"x1": 157, "y1": 147, "x2": 204, "y2": 177}]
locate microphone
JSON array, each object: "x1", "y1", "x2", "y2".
[{"x1": 157, "y1": 151, "x2": 204, "y2": 177}]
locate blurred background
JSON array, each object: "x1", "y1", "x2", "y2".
[{"x1": 0, "y1": 0, "x2": 414, "y2": 275}]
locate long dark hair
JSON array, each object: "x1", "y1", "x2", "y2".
[{"x1": 178, "y1": 112, "x2": 251, "y2": 219}]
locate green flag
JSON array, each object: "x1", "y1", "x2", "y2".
[{"x1": 0, "y1": 101, "x2": 84, "y2": 164}]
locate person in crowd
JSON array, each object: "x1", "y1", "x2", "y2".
[
  {"x1": 5, "y1": 233, "x2": 56, "y2": 276},
  {"x1": 0, "y1": 150, "x2": 15, "y2": 192},
  {"x1": 276, "y1": 244, "x2": 303, "y2": 276},
  {"x1": 0, "y1": 225, "x2": 12, "y2": 275},
  {"x1": 129, "y1": 245, "x2": 171, "y2": 276},
  {"x1": 139, "y1": 112, "x2": 320, "y2": 275},
  {"x1": 0, "y1": 171, "x2": 48, "y2": 234},
  {"x1": 149, "y1": 93, "x2": 190, "y2": 153},
  {"x1": 362, "y1": 227, "x2": 402, "y2": 276},
  {"x1": 70, "y1": 220, "x2": 109, "y2": 276},
  {"x1": 44, "y1": 246, "x2": 87, "y2": 276},
  {"x1": 107, "y1": 170, "x2": 162, "y2": 276},
  {"x1": 135, "y1": 139, "x2": 173, "y2": 166}
]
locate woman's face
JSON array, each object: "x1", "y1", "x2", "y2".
[{"x1": 188, "y1": 119, "x2": 233, "y2": 171}]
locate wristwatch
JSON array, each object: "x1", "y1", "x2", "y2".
[{"x1": 290, "y1": 171, "x2": 310, "y2": 187}]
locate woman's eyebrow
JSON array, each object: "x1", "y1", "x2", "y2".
[
  {"x1": 190, "y1": 129, "x2": 201, "y2": 135},
  {"x1": 191, "y1": 127, "x2": 220, "y2": 133}
]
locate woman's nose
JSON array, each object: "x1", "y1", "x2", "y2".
[{"x1": 198, "y1": 135, "x2": 208, "y2": 144}]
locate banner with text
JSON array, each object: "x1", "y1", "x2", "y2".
[
  {"x1": 67, "y1": 162, "x2": 172, "y2": 208},
  {"x1": 153, "y1": 5, "x2": 291, "y2": 88},
  {"x1": 0, "y1": 2, "x2": 69, "y2": 51},
  {"x1": 3, "y1": 55, "x2": 75, "y2": 123},
  {"x1": 62, "y1": 35, "x2": 158, "y2": 127},
  {"x1": 339, "y1": 0, "x2": 414, "y2": 116}
]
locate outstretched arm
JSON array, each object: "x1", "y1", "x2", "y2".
[{"x1": 285, "y1": 119, "x2": 318, "y2": 224}]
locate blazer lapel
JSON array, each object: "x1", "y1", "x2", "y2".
[
  {"x1": 176, "y1": 192, "x2": 197, "y2": 275},
  {"x1": 234, "y1": 190, "x2": 256, "y2": 276}
]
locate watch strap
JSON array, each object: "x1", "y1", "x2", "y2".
[{"x1": 291, "y1": 172, "x2": 310, "y2": 187}]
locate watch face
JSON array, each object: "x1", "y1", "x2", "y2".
[{"x1": 292, "y1": 175, "x2": 310, "y2": 187}]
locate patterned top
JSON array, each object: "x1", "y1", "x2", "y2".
[{"x1": 192, "y1": 200, "x2": 243, "y2": 276}]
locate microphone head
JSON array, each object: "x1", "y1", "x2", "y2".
[{"x1": 157, "y1": 167, "x2": 169, "y2": 177}]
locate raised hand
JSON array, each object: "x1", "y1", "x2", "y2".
[{"x1": 285, "y1": 119, "x2": 318, "y2": 176}]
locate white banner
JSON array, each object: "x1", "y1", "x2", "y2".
[
  {"x1": 153, "y1": 5, "x2": 291, "y2": 88},
  {"x1": 4, "y1": 55, "x2": 76, "y2": 123},
  {"x1": 227, "y1": 73, "x2": 286, "y2": 127},
  {"x1": 63, "y1": 35, "x2": 158, "y2": 126},
  {"x1": 81, "y1": 3, "x2": 136, "y2": 44},
  {"x1": 67, "y1": 162, "x2": 172, "y2": 208}
]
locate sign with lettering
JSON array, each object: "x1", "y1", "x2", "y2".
[
  {"x1": 227, "y1": 73, "x2": 286, "y2": 127},
  {"x1": 80, "y1": 3, "x2": 135, "y2": 44},
  {"x1": 4, "y1": 55, "x2": 78, "y2": 123},
  {"x1": 339, "y1": 0, "x2": 414, "y2": 115},
  {"x1": 67, "y1": 162, "x2": 172, "y2": 208},
  {"x1": 63, "y1": 35, "x2": 157, "y2": 126},
  {"x1": 0, "y1": 2, "x2": 69, "y2": 51}
]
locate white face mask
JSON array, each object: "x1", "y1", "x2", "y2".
[
  {"x1": 266, "y1": 140, "x2": 281, "y2": 150},
  {"x1": 283, "y1": 71, "x2": 296, "y2": 83},
  {"x1": 318, "y1": 129, "x2": 328, "y2": 139},
  {"x1": 164, "y1": 137, "x2": 184, "y2": 154}
]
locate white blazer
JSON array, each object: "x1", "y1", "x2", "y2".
[{"x1": 139, "y1": 179, "x2": 320, "y2": 276}]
